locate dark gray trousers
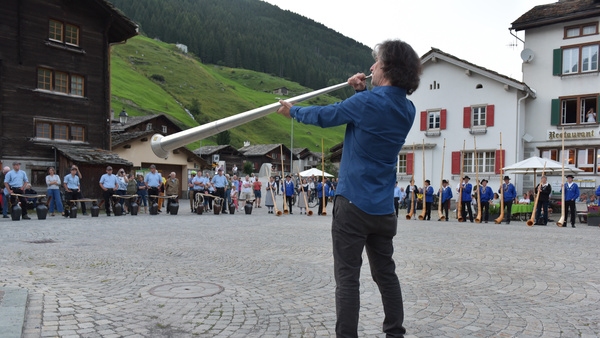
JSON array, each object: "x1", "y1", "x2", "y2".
[{"x1": 332, "y1": 196, "x2": 405, "y2": 338}]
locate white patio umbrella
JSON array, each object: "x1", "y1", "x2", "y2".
[
  {"x1": 502, "y1": 156, "x2": 583, "y2": 189},
  {"x1": 299, "y1": 167, "x2": 333, "y2": 177}
]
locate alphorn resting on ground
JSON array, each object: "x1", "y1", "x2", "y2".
[{"x1": 148, "y1": 195, "x2": 178, "y2": 200}]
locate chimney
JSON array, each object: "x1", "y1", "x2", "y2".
[{"x1": 243, "y1": 141, "x2": 250, "y2": 147}]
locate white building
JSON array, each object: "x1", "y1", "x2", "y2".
[
  {"x1": 400, "y1": 48, "x2": 535, "y2": 196},
  {"x1": 511, "y1": 0, "x2": 600, "y2": 192}
]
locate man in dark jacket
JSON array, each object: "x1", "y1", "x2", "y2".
[{"x1": 534, "y1": 175, "x2": 552, "y2": 225}]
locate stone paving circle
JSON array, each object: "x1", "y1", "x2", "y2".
[{"x1": 148, "y1": 281, "x2": 224, "y2": 299}]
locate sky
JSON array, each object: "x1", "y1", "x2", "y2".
[{"x1": 260, "y1": 0, "x2": 552, "y2": 80}]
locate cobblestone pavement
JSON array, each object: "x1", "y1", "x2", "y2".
[{"x1": 1, "y1": 204, "x2": 599, "y2": 337}]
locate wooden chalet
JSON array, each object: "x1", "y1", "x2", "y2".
[
  {"x1": 111, "y1": 114, "x2": 209, "y2": 197},
  {"x1": 192, "y1": 145, "x2": 245, "y2": 175},
  {"x1": 238, "y1": 143, "x2": 298, "y2": 176},
  {"x1": 0, "y1": 0, "x2": 137, "y2": 197}
]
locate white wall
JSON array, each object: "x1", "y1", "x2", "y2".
[{"x1": 403, "y1": 58, "x2": 529, "y2": 194}]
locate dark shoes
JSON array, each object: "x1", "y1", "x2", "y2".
[
  {"x1": 22, "y1": 215, "x2": 31, "y2": 220},
  {"x1": 572, "y1": 225, "x2": 576, "y2": 228},
  {"x1": 82, "y1": 212, "x2": 88, "y2": 216},
  {"x1": 3, "y1": 215, "x2": 8, "y2": 218}
]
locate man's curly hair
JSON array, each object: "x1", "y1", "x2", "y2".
[{"x1": 372, "y1": 40, "x2": 422, "y2": 95}]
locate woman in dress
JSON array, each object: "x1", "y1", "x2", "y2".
[
  {"x1": 45, "y1": 167, "x2": 64, "y2": 216},
  {"x1": 297, "y1": 178, "x2": 309, "y2": 214},
  {"x1": 265, "y1": 176, "x2": 276, "y2": 214}
]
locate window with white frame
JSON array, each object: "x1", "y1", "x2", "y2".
[
  {"x1": 472, "y1": 106, "x2": 486, "y2": 127},
  {"x1": 463, "y1": 151, "x2": 495, "y2": 173},
  {"x1": 558, "y1": 95, "x2": 598, "y2": 125},
  {"x1": 397, "y1": 154, "x2": 407, "y2": 174},
  {"x1": 428, "y1": 110, "x2": 440, "y2": 130},
  {"x1": 578, "y1": 148, "x2": 595, "y2": 172},
  {"x1": 562, "y1": 44, "x2": 599, "y2": 75}
]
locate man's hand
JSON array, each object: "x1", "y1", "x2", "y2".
[
  {"x1": 348, "y1": 73, "x2": 367, "y2": 91},
  {"x1": 277, "y1": 100, "x2": 293, "y2": 119}
]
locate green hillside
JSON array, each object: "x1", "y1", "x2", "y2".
[{"x1": 110, "y1": 35, "x2": 346, "y2": 152}]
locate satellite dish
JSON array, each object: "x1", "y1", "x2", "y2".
[{"x1": 521, "y1": 48, "x2": 535, "y2": 63}]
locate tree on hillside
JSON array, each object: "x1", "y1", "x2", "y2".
[
  {"x1": 216, "y1": 130, "x2": 231, "y2": 145},
  {"x1": 243, "y1": 161, "x2": 254, "y2": 175}
]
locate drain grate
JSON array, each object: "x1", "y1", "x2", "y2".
[{"x1": 148, "y1": 281, "x2": 224, "y2": 299}]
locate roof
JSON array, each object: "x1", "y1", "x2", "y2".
[
  {"x1": 192, "y1": 145, "x2": 242, "y2": 157},
  {"x1": 421, "y1": 48, "x2": 537, "y2": 98},
  {"x1": 238, "y1": 144, "x2": 299, "y2": 159},
  {"x1": 111, "y1": 114, "x2": 178, "y2": 132},
  {"x1": 111, "y1": 130, "x2": 154, "y2": 147},
  {"x1": 511, "y1": 0, "x2": 600, "y2": 31},
  {"x1": 95, "y1": 0, "x2": 138, "y2": 43},
  {"x1": 54, "y1": 144, "x2": 132, "y2": 166}
]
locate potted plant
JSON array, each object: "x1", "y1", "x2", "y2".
[{"x1": 586, "y1": 211, "x2": 600, "y2": 227}]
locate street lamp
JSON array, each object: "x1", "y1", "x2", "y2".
[{"x1": 119, "y1": 108, "x2": 128, "y2": 125}]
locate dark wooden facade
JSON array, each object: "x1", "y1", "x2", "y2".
[
  {"x1": 0, "y1": 0, "x2": 137, "y2": 188},
  {"x1": 238, "y1": 143, "x2": 298, "y2": 176},
  {"x1": 193, "y1": 145, "x2": 245, "y2": 175}
]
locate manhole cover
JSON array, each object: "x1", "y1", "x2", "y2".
[
  {"x1": 148, "y1": 282, "x2": 224, "y2": 299},
  {"x1": 27, "y1": 239, "x2": 56, "y2": 244}
]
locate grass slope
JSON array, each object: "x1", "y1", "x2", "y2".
[{"x1": 110, "y1": 35, "x2": 346, "y2": 152}]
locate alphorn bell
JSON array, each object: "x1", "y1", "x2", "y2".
[
  {"x1": 527, "y1": 162, "x2": 547, "y2": 226},
  {"x1": 474, "y1": 137, "x2": 482, "y2": 223},
  {"x1": 457, "y1": 141, "x2": 465, "y2": 222},
  {"x1": 557, "y1": 127, "x2": 566, "y2": 227},
  {"x1": 296, "y1": 166, "x2": 313, "y2": 216},
  {"x1": 437, "y1": 139, "x2": 446, "y2": 221},
  {"x1": 151, "y1": 76, "x2": 371, "y2": 158},
  {"x1": 494, "y1": 133, "x2": 505, "y2": 224},
  {"x1": 406, "y1": 143, "x2": 416, "y2": 220},
  {"x1": 321, "y1": 138, "x2": 327, "y2": 216},
  {"x1": 418, "y1": 140, "x2": 427, "y2": 221},
  {"x1": 268, "y1": 180, "x2": 282, "y2": 216},
  {"x1": 280, "y1": 145, "x2": 289, "y2": 215}
]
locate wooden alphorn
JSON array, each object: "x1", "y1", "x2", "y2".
[
  {"x1": 457, "y1": 141, "x2": 465, "y2": 222},
  {"x1": 494, "y1": 133, "x2": 505, "y2": 224},
  {"x1": 268, "y1": 180, "x2": 282, "y2": 216},
  {"x1": 418, "y1": 140, "x2": 427, "y2": 221},
  {"x1": 557, "y1": 127, "x2": 566, "y2": 227},
  {"x1": 296, "y1": 166, "x2": 313, "y2": 216},
  {"x1": 321, "y1": 138, "x2": 327, "y2": 216},
  {"x1": 527, "y1": 162, "x2": 547, "y2": 226},
  {"x1": 437, "y1": 139, "x2": 446, "y2": 221},
  {"x1": 406, "y1": 143, "x2": 416, "y2": 220},
  {"x1": 280, "y1": 145, "x2": 289, "y2": 215},
  {"x1": 474, "y1": 137, "x2": 482, "y2": 223}
]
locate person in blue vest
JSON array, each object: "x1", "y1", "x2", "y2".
[
  {"x1": 99, "y1": 166, "x2": 119, "y2": 216},
  {"x1": 439, "y1": 179, "x2": 453, "y2": 221},
  {"x1": 145, "y1": 164, "x2": 163, "y2": 213},
  {"x1": 4, "y1": 161, "x2": 31, "y2": 219},
  {"x1": 420, "y1": 179, "x2": 434, "y2": 220},
  {"x1": 64, "y1": 166, "x2": 88, "y2": 216},
  {"x1": 460, "y1": 176, "x2": 473, "y2": 222},
  {"x1": 479, "y1": 179, "x2": 494, "y2": 223},
  {"x1": 316, "y1": 180, "x2": 328, "y2": 216},
  {"x1": 283, "y1": 175, "x2": 295, "y2": 214},
  {"x1": 498, "y1": 176, "x2": 517, "y2": 224},
  {"x1": 562, "y1": 174, "x2": 580, "y2": 228}
]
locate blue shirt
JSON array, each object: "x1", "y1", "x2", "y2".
[
  {"x1": 99, "y1": 173, "x2": 118, "y2": 189},
  {"x1": 290, "y1": 86, "x2": 415, "y2": 215},
  {"x1": 393, "y1": 186, "x2": 402, "y2": 198},
  {"x1": 283, "y1": 180, "x2": 294, "y2": 197},
  {"x1": 423, "y1": 185, "x2": 434, "y2": 203},
  {"x1": 192, "y1": 176, "x2": 205, "y2": 190},
  {"x1": 441, "y1": 186, "x2": 453, "y2": 203},
  {"x1": 64, "y1": 174, "x2": 81, "y2": 190},
  {"x1": 461, "y1": 183, "x2": 472, "y2": 202},
  {"x1": 499, "y1": 183, "x2": 517, "y2": 201},
  {"x1": 4, "y1": 169, "x2": 28, "y2": 188},
  {"x1": 211, "y1": 174, "x2": 227, "y2": 188},
  {"x1": 596, "y1": 185, "x2": 600, "y2": 198},
  {"x1": 479, "y1": 186, "x2": 493, "y2": 202},
  {"x1": 563, "y1": 182, "x2": 580, "y2": 201},
  {"x1": 145, "y1": 172, "x2": 163, "y2": 188}
]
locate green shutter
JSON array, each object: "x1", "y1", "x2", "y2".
[
  {"x1": 551, "y1": 99, "x2": 560, "y2": 125},
  {"x1": 553, "y1": 49, "x2": 562, "y2": 76}
]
